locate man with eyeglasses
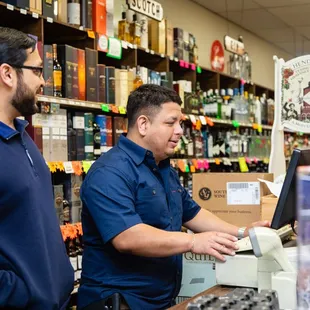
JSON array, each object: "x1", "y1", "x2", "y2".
[{"x1": 0, "y1": 27, "x2": 74, "y2": 309}]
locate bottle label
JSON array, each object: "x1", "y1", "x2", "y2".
[
  {"x1": 53, "y1": 70, "x2": 62, "y2": 88},
  {"x1": 68, "y1": 3, "x2": 80, "y2": 25},
  {"x1": 135, "y1": 24, "x2": 141, "y2": 37}
]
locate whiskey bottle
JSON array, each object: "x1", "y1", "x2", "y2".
[
  {"x1": 129, "y1": 14, "x2": 141, "y2": 45},
  {"x1": 133, "y1": 66, "x2": 143, "y2": 90},
  {"x1": 52, "y1": 44, "x2": 62, "y2": 97},
  {"x1": 118, "y1": 9, "x2": 130, "y2": 42}
]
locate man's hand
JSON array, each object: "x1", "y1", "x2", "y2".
[
  {"x1": 244, "y1": 220, "x2": 270, "y2": 237},
  {"x1": 191, "y1": 232, "x2": 239, "y2": 262}
]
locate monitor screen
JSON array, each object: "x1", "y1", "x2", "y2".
[{"x1": 271, "y1": 148, "x2": 310, "y2": 229}]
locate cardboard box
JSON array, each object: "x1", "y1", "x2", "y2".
[
  {"x1": 193, "y1": 173, "x2": 274, "y2": 227},
  {"x1": 261, "y1": 194, "x2": 278, "y2": 222}
]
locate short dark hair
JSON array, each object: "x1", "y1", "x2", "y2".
[
  {"x1": 0, "y1": 27, "x2": 36, "y2": 67},
  {"x1": 127, "y1": 84, "x2": 182, "y2": 128}
]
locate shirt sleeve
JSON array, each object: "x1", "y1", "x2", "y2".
[{"x1": 81, "y1": 165, "x2": 143, "y2": 243}]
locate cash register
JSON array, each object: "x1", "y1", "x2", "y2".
[{"x1": 216, "y1": 148, "x2": 310, "y2": 310}]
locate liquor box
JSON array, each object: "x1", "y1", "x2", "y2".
[
  {"x1": 92, "y1": 0, "x2": 106, "y2": 34},
  {"x1": 42, "y1": 0, "x2": 54, "y2": 18},
  {"x1": 97, "y1": 64, "x2": 106, "y2": 103},
  {"x1": 77, "y1": 49, "x2": 86, "y2": 100},
  {"x1": 105, "y1": 66, "x2": 115, "y2": 104},
  {"x1": 85, "y1": 48, "x2": 98, "y2": 102},
  {"x1": 43, "y1": 45, "x2": 53, "y2": 96}
]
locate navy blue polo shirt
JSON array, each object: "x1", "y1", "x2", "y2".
[
  {"x1": 0, "y1": 119, "x2": 74, "y2": 309},
  {"x1": 79, "y1": 134, "x2": 201, "y2": 310}
]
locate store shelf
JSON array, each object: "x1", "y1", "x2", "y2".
[{"x1": 37, "y1": 95, "x2": 127, "y2": 114}]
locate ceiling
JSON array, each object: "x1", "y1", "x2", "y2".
[{"x1": 191, "y1": 0, "x2": 310, "y2": 56}]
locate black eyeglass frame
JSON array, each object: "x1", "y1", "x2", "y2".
[{"x1": 4, "y1": 64, "x2": 43, "y2": 77}]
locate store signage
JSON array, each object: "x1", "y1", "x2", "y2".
[
  {"x1": 280, "y1": 55, "x2": 310, "y2": 132},
  {"x1": 210, "y1": 40, "x2": 225, "y2": 72},
  {"x1": 126, "y1": 0, "x2": 163, "y2": 21},
  {"x1": 224, "y1": 35, "x2": 244, "y2": 56}
]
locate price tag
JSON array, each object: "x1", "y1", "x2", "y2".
[
  {"x1": 257, "y1": 125, "x2": 263, "y2": 133},
  {"x1": 215, "y1": 158, "x2": 221, "y2": 165},
  {"x1": 179, "y1": 60, "x2": 185, "y2": 67},
  {"x1": 101, "y1": 104, "x2": 110, "y2": 112},
  {"x1": 160, "y1": 53, "x2": 165, "y2": 58},
  {"x1": 68, "y1": 100, "x2": 75, "y2": 106},
  {"x1": 169, "y1": 56, "x2": 174, "y2": 61},
  {"x1": 121, "y1": 40, "x2": 128, "y2": 49},
  {"x1": 79, "y1": 26, "x2": 84, "y2": 31},
  {"x1": 60, "y1": 99, "x2": 66, "y2": 104},
  {"x1": 133, "y1": 44, "x2": 137, "y2": 49},
  {"x1": 189, "y1": 114, "x2": 196, "y2": 125},
  {"x1": 174, "y1": 57, "x2": 179, "y2": 62},
  {"x1": 63, "y1": 162, "x2": 74, "y2": 174},
  {"x1": 82, "y1": 161, "x2": 92, "y2": 173},
  {"x1": 47, "y1": 17, "x2": 53, "y2": 23},
  {"x1": 150, "y1": 50, "x2": 155, "y2": 55},
  {"x1": 7, "y1": 4, "x2": 14, "y2": 10},
  {"x1": 196, "y1": 66, "x2": 202, "y2": 74},
  {"x1": 111, "y1": 106, "x2": 119, "y2": 113},
  {"x1": 32, "y1": 12, "x2": 39, "y2": 18},
  {"x1": 127, "y1": 43, "x2": 133, "y2": 48},
  {"x1": 199, "y1": 115, "x2": 207, "y2": 125},
  {"x1": 119, "y1": 106, "x2": 126, "y2": 114},
  {"x1": 145, "y1": 48, "x2": 150, "y2": 53},
  {"x1": 20, "y1": 8, "x2": 27, "y2": 14},
  {"x1": 239, "y1": 157, "x2": 249, "y2": 173},
  {"x1": 190, "y1": 165, "x2": 196, "y2": 173},
  {"x1": 107, "y1": 37, "x2": 122, "y2": 59},
  {"x1": 203, "y1": 159, "x2": 210, "y2": 170},
  {"x1": 191, "y1": 64, "x2": 196, "y2": 71},
  {"x1": 184, "y1": 62, "x2": 189, "y2": 69},
  {"x1": 87, "y1": 30, "x2": 95, "y2": 39}
]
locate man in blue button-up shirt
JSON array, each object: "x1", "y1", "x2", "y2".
[{"x1": 79, "y1": 85, "x2": 269, "y2": 310}]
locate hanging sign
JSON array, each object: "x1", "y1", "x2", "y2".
[
  {"x1": 280, "y1": 55, "x2": 310, "y2": 132},
  {"x1": 126, "y1": 0, "x2": 163, "y2": 21},
  {"x1": 210, "y1": 40, "x2": 225, "y2": 72},
  {"x1": 224, "y1": 35, "x2": 244, "y2": 56}
]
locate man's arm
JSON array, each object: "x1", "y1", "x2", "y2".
[
  {"x1": 0, "y1": 270, "x2": 29, "y2": 308},
  {"x1": 184, "y1": 208, "x2": 239, "y2": 236},
  {"x1": 82, "y1": 166, "x2": 238, "y2": 262}
]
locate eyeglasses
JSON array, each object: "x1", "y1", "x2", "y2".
[{"x1": 10, "y1": 65, "x2": 43, "y2": 78}]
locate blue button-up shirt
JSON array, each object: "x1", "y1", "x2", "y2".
[{"x1": 78, "y1": 134, "x2": 201, "y2": 310}]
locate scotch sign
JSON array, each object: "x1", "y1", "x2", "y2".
[
  {"x1": 126, "y1": 0, "x2": 163, "y2": 21},
  {"x1": 281, "y1": 55, "x2": 310, "y2": 132}
]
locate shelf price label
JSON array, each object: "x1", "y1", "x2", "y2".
[
  {"x1": 232, "y1": 120, "x2": 240, "y2": 128},
  {"x1": 87, "y1": 30, "x2": 95, "y2": 39},
  {"x1": 215, "y1": 158, "x2": 221, "y2": 165},
  {"x1": 20, "y1": 8, "x2": 27, "y2": 14},
  {"x1": 6, "y1": 4, "x2": 14, "y2": 10},
  {"x1": 63, "y1": 162, "x2": 74, "y2": 174},
  {"x1": 119, "y1": 106, "x2": 126, "y2": 114},
  {"x1": 82, "y1": 161, "x2": 92, "y2": 173},
  {"x1": 191, "y1": 64, "x2": 196, "y2": 71},
  {"x1": 196, "y1": 66, "x2": 202, "y2": 74},
  {"x1": 101, "y1": 104, "x2": 110, "y2": 112},
  {"x1": 111, "y1": 105, "x2": 119, "y2": 114},
  {"x1": 239, "y1": 157, "x2": 249, "y2": 173},
  {"x1": 179, "y1": 60, "x2": 185, "y2": 68}
]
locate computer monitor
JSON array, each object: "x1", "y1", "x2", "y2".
[{"x1": 271, "y1": 148, "x2": 310, "y2": 229}]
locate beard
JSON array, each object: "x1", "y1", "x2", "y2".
[{"x1": 11, "y1": 74, "x2": 39, "y2": 116}]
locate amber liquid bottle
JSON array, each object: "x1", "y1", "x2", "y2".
[
  {"x1": 118, "y1": 11, "x2": 130, "y2": 42},
  {"x1": 52, "y1": 44, "x2": 63, "y2": 97},
  {"x1": 129, "y1": 14, "x2": 141, "y2": 45},
  {"x1": 133, "y1": 66, "x2": 143, "y2": 90}
]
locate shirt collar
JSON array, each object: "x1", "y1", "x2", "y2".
[
  {"x1": 0, "y1": 118, "x2": 28, "y2": 140},
  {"x1": 118, "y1": 134, "x2": 148, "y2": 166}
]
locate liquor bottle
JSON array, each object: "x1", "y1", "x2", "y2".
[
  {"x1": 118, "y1": 9, "x2": 130, "y2": 42},
  {"x1": 93, "y1": 121, "x2": 101, "y2": 160},
  {"x1": 52, "y1": 44, "x2": 62, "y2": 97},
  {"x1": 133, "y1": 66, "x2": 143, "y2": 90},
  {"x1": 129, "y1": 14, "x2": 141, "y2": 45},
  {"x1": 68, "y1": 0, "x2": 81, "y2": 26}
]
